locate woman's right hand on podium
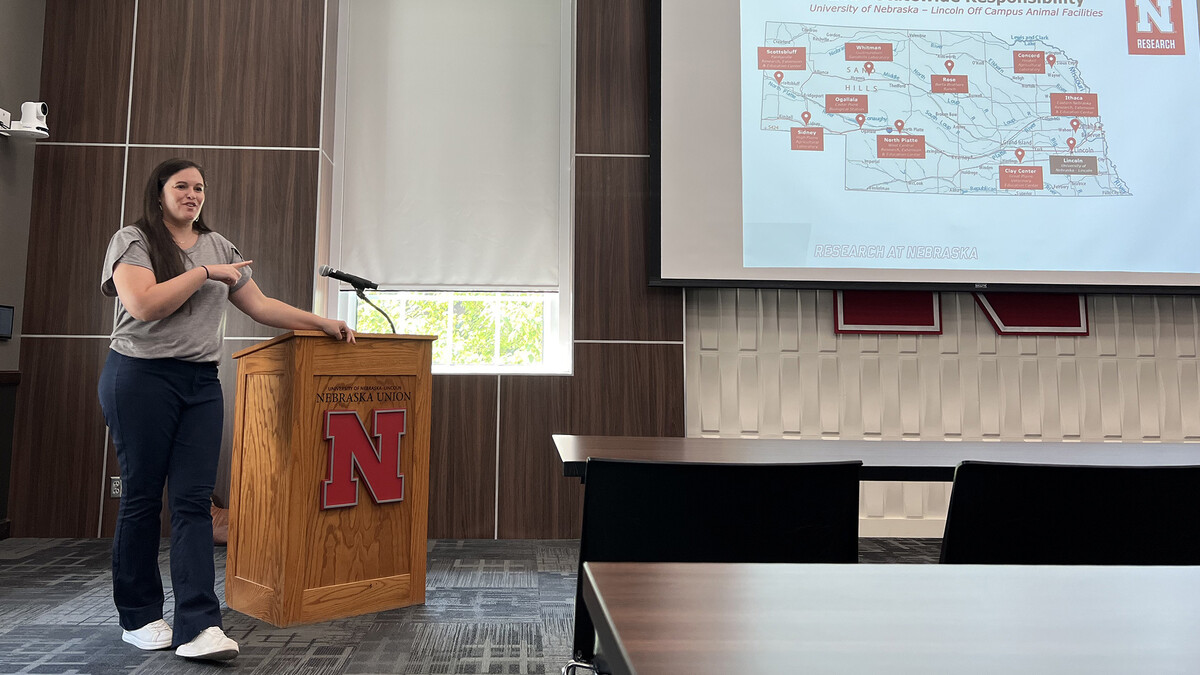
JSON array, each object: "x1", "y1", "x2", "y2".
[{"x1": 321, "y1": 318, "x2": 356, "y2": 343}]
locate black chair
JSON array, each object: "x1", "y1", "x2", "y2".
[
  {"x1": 939, "y1": 460, "x2": 1200, "y2": 565},
  {"x1": 567, "y1": 458, "x2": 862, "y2": 671}
]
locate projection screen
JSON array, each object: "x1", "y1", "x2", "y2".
[{"x1": 654, "y1": 0, "x2": 1200, "y2": 291}]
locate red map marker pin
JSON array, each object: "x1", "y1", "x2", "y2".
[
  {"x1": 1066, "y1": 137, "x2": 1076, "y2": 152},
  {"x1": 945, "y1": 59, "x2": 955, "y2": 74},
  {"x1": 864, "y1": 61, "x2": 875, "y2": 76},
  {"x1": 801, "y1": 111, "x2": 812, "y2": 125},
  {"x1": 894, "y1": 119, "x2": 905, "y2": 132},
  {"x1": 1015, "y1": 148, "x2": 1025, "y2": 162},
  {"x1": 1070, "y1": 118, "x2": 1081, "y2": 132},
  {"x1": 773, "y1": 71, "x2": 784, "y2": 84},
  {"x1": 1047, "y1": 54, "x2": 1057, "y2": 66},
  {"x1": 855, "y1": 113, "x2": 866, "y2": 128}
]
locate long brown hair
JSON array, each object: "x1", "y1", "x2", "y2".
[{"x1": 133, "y1": 158, "x2": 214, "y2": 282}]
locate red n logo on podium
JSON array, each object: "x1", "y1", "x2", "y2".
[{"x1": 321, "y1": 409, "x2": 407, "y2": 509}]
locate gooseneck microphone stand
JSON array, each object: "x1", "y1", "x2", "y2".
[
  {"x1": 355, "y1": 286, "x2": 397, "y2": 334},
  {"x1": 318, "y1": 265, "x2": 397, "y2": 334}
]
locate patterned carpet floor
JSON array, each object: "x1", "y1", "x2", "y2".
[{"x1": 0, "y1": 537, "x2": 941, "y2": 674}]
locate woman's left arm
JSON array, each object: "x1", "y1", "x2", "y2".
[{"x1": 230, "y1": 279, "x2": 355, "y2": 342}]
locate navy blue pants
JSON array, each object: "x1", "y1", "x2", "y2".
[{"x1": 98, "y1": 350, "x2": 224, "y2": 647}]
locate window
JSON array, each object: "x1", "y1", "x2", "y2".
[
  {"x1": 344, "y1": 290, "x2": 566, "y2": 374},
  {"x1": 329, "y1": 0, "x2": 575, "y2": 374}
]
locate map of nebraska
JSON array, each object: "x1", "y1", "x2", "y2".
[{"x1": 758, "y1": 23, "x2": 1130, "y2": 196}]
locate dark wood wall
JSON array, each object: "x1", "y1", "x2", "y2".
[
  {"x1": 9, "y1": 0, "x2": 683, "y2": 539},
  {"x1": 9, "y1": 0, "x2": 324, "y2": 538},
  {"x1": 0, "y1": 0, "x2": 46, "y2": 539},
  {"x1": 0, "y1": 372, "x2": 18, "y2": 538}
]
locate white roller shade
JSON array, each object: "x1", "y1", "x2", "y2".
[{"x1": 339, "y1": 0, "x2": 565, "y2": 289}]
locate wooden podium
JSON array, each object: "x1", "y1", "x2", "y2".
[{"x1": 225, "y1": 331, "x2": 434, "y2": 627}]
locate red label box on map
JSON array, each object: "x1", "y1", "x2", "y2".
[
  {"x1": 1013, "y1": 51, "x2": 1046, "y2": 74},
  {"x1": 877, "y1": 135, "x2": 926, "y2": 159},
  {"x1": 845, "y1": 43, "x2": 893, "y2": 61},
  {"x1": 791, "y1": 127, "x2": 824, "y2": 151},
  {"x1": 1050, "y1": 93, "x2": 1099, "y2": 117},
  {"x1": 999, "y1": 165, "x2": 1044, "y2": 190},
  {"x1": 931, "y1": 75, "x2": 968, "y2": 94},
  {"x1": 759, "y1": 47, "x2": 807, "y2": 70},
  {"x1": 825, "y1": 94, "x2": 868, "y2": 113}
]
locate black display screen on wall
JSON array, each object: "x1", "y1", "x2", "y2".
[{"x1": 0, "y1": 305, "x2": 13, "y2": 340}]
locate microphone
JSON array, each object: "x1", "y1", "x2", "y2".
[
  {"x1": 319, "y1": 265, "x2": 378, "y2": 290},
  {"x1": 319, "y1": 264, "x2": 395, "y2": 333}
]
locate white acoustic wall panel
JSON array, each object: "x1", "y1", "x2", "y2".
[{"x1": 685, "y1": 290, "x2": 1200, "y2": 536}]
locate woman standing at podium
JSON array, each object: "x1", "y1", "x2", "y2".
[{"x1": 97, "y1": 158, "x2": 355, "y2": 661}]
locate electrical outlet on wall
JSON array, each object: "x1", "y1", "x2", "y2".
[{"x1": 109, "y1": 476, "x2": 122, "y2": 498}]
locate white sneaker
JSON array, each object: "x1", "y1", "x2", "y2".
[
  {"x1": 122, "y1": 619, "x2": 173, "y2": 650},
  {"x1": 174, "y1": 626, "x2": 239, "y2": 661}
]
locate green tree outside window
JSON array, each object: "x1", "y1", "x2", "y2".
[{"x1": 353, "y1": 291, "x2": 548, "y2": 368}]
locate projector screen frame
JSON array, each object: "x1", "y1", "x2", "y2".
[{"x1": 645, "y1": 0, "x2": 1200, "y2": 296}]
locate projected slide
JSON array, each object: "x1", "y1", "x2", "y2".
[{"x1": 740, "y1": 0, "x2": 1200, "y2": 277}]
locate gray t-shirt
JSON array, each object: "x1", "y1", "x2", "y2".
[{"x1": 101, "y1": 226, "x2": 252, "y2": 363}]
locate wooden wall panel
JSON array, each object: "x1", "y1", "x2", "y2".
[
  {"x1": 9, "y1": 339, "x2": 110, "y2": 537},
  {"x1": 574, "y1": 157, "x2": 682, "y2": 341},
  {"x1": 428, "y1": 375, "x2": 498, "y2": 540},
  {"x1": 99, "y1": 431, "x2": 119, "y2": 538},
  {"x1": 576, "y1": 0, "x2": 649, "y2": 154},
  {"x1": 129, "y1": 0, "x2": 323, "y2": 147},
  {"x1": 22, "y1": 146, "x2": 125, "y2": 335},
  {"x1": 125, "y1": 148, "x2": 319, "y2": 338},
  {"x1": 38, "y1": 0, "x2": 134, "y2": 143},
  {"x1": 498, "y1": 372, "x2": 574, "y2": 540},
  {"x1": 496, "y1": 343, "x2": 685, "y2": 539},
  {"x1": 210, "y1": 340, "x2": 245, "y2": 509},
  {"x1": 0, "y1": 374, "x2": 19, "y2": 531}
]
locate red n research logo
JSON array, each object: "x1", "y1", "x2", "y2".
[
  {"x1": 1126, "y1": 0, "x2": 1186, "y2": 55},
  {"x1": 321, "y1": 409, "x2": 406, "y2": 510}
]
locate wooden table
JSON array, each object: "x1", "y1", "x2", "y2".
[
  {"x1": 582, "y1": 562, "x2": 1200, "y2": 675},
  {"x1": 555, "y1": 434, "x2": 1200, "y2": 482}
]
